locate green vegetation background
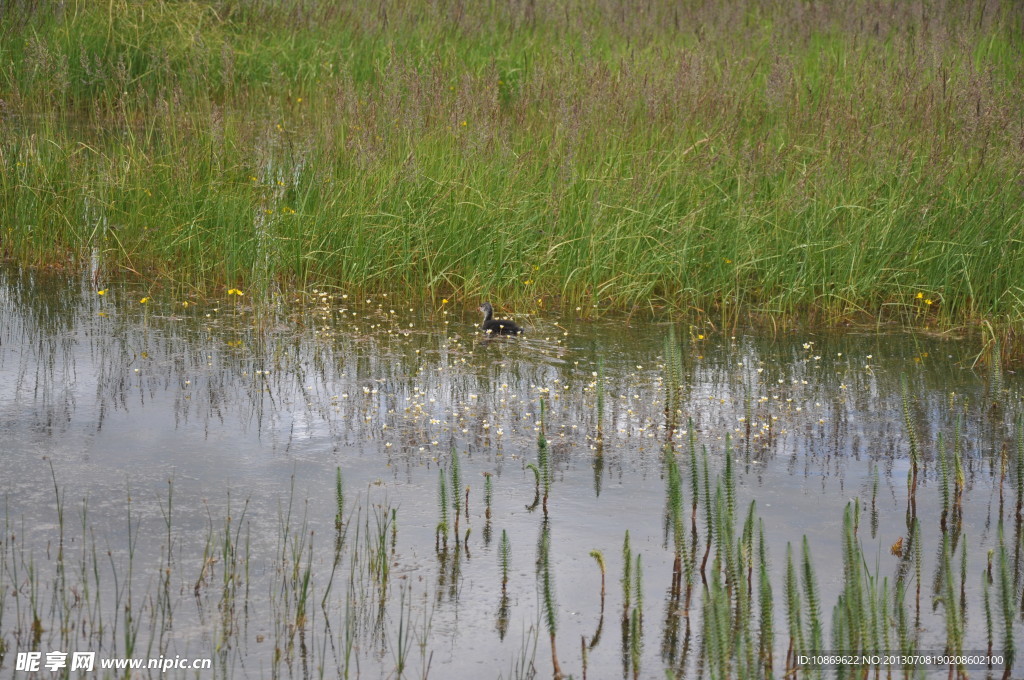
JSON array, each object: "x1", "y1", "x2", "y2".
[{"x1": 2, "y1": 0, "x2": 1023, "y2": 326}]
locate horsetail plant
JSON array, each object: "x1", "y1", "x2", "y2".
[
  {"x1": 538, "y1": 399, "x2": 552, "y2": 516},
  {"x1": 989, "y1": 338, "x2": 1004, "y2": 407},
  {"x1": 802, "y1": 537, "x2": 823, "y2": 664},
  {"x1": 939, "y1": 433, "x2": 951, "y2": 531},
  {"x1": 959, "y1": 539, "x2": 968, "y2": 616},
  {"x1": 723, "y1": 434, "x2": 735, "y2": 524},
  {"x1": 940, "y1": 533, "x2": 964, "y2": 674},
  {"x1": 901, "y1": 373, "x2": 920, "y2": 507},
  {"x1": 954, "y1": 412, "x2": 965, "y2": 518},
  {"x1": 701, "y1": 446, "x2": 714, "y2": 580},
  {"x1": 870, "y1": 465, "x2": 880, "y2": 538},
  {"x1": 497, "y1": 529, "x2": 512, "y2": 641},
  {"x1": 997, "y1": 522, "x2": 1015, "y2": 679},
  {"x1": 757, "y1": 520, "x2": 774, "y2": 678},
  {"x1": 484, "y1": 472, "x2": 493, "y2": 521},
  {"x1": 912, "y1": 518, "x2": 923, "y2": 626},
  {"x1": 621, "y1": 531, "x2": 632, "y2": 623},
  {"x1": 499, "y1": 529, "x2": 511, "y2": 592},
  {"x1": 590, "y1": 550, "x2": 606, "y2": 609},
  {"x1": 633, "y1": 554, "x2": 644, "y2": 630},
  {"x1": 436, "y1": 468, "x2": 449, "y2": 551},
  {"x1": 449, "y1": 447, "x2": 463, "y2": 538},
  {"x1": 663, "y1": 326, "x2": 683, "y2": 433},
  {"x1": 982, "y1": 567, "x2": 994, "y2": 663},
  {"x1": 629, "y1": 605, "x2": 642, "y2": 680},
  {"x1": 741, "y1": 501, "x2": 756, "y2": 616},
  {"x1": 688, "y1": 424, "x2": 700, "y2": 530},
  {"x1": 537, "y1": 521, "x2": 561, "y2": 679},
  {"x1": 483, "y1": 472, "x2": 493, "y2": 546},
  {"x1": 664, "y1": 448, "x2": 686, "y2": 591},
  {"x1": 1016, "y1": 414, "x2": 1023, "y2": 524},
  {"x1": 334, "y1": 466, "x2": 345, "y2": 533},
  {"x1": 582, "y1": 549, "x2": 606, "y2": 650}
]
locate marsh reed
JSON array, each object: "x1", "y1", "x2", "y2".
[{"x1": 4, "y1": 1, "x2": 1024, "y2": 334}]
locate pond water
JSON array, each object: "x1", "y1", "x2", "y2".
[{"x1": 1, "y1": 266, "x2": 1021, "y2": 679}]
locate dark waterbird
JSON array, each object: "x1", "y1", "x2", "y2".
[{"x1": 478, "y1": 302, "x2": 524, "y2": 335}]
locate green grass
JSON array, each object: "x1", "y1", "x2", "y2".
[{"x1": 2, "y1": 0, "x2": 1024, "y2": 328}]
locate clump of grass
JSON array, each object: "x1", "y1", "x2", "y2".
[{"x1": 6, "y1": 2, "x2": 1024, "y2": 334}]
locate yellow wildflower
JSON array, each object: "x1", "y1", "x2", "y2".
[
  {"x1": 97, "y1": 289, "x2": 108, "y2": 296},
  {"x1": 140, "y1": 297, "x2": 150, "y2": 304}
]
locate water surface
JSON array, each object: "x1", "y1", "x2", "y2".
[{"x1": 1, "y1": 267, "x2": 1021, "y2": 678}]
